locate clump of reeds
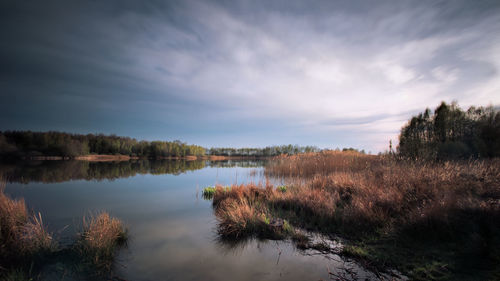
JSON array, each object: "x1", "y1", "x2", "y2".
[
  {"x1": 75, "y1": 212, "x2": 128, "y2": 270},
  {"x1": 212, "y1": 184, "x2": 293, "y2": 239},
  {"x1": 0, "y1": 180, "x2": 54, "y2": 262}
]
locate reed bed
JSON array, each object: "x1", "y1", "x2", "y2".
[
  {"x1": 210, "y1": 152, "x2": 500, "y2": 280},
  {"x1": 266, "y1": 150, "x2": 381, "y2": 178}
]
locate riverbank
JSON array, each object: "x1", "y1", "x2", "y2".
[{"x1": 206, "y1": 151, "x2": 500, "y2": 280}]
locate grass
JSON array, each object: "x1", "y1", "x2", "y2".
[
  {"x1": 75, "y1": 212, "x2": 128, "y2": 271},
  {"x1": 0, "y1": 182, "x2": 54, "y2": 263},
  {"x1": 211, "y1": 183, "x2": 294, "y2": 239},
  {"x1": 202, "y1": 186, "x2": 216, "y2": 199},
  {"x1": 0, "y1": 178, "x2": 128, "y2": 279},
  {"x1": 207, "y1": 151, "x2": 500, "y2": 280}
]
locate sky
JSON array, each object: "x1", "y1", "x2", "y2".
[{"x1": 1, "y1": 0, "x2": 499, "y2": 152}]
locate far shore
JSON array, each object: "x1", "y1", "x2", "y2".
[{"x1": 16, "y1": 154, "x2": 270, "y2": 162}]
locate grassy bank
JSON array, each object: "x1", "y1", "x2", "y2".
[{"x1": 207, "y1": 151, "x2": 500, "y2": 280}]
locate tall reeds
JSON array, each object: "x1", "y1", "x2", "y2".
[{"x1": 209, "y1": 152, "x2": 500, "y2": 279}]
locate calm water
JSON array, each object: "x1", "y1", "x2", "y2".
[{"x1": 2, "y1": 160, "x2": 383, "y2": 281}]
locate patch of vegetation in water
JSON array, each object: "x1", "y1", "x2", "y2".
[
  {"x1": 205, "y1": 150, "x2": 500, "y2": 280},
  {"x1": 0, "y1": 183, "x2": 128, "y2": 280}
]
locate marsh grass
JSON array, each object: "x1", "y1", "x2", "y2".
[
  {"x1": 75, "y1": 212, "x2": 128, "y2": 271},
  {"x1": 211, "y1": 184, "x2": 294, "y2": 239},
  {"x1": 0, "y1": 182, "x2": 54, "y2": 262},
  {"x1": 0, "y1": 177, "x2": 128, "y2": 279},
  {"x1": 209, "y1": 152, "x2": 500, "y2": 280}
]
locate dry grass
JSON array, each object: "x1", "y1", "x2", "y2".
[
  {"x1": 210, "y1": 152, "x2": 500, "y2": 279},
  {"x1": 0, "y1": 180, "x2": 54, "y2": 261},
  {"x1": 76, "y1": 212, "x2": 127, "y2": 270},
  {"x1": 265, "y1": 152, "x2": 500, "y2": 235},
  {"x1": 0, "y1": 178, "x2": 128, "y2": 278},
  {"x1": 212, "y1": 184, "x2": 293, "y2": 239},
  {"x1": 266, "y1": 150, "x2": 380, "y2": 178}
]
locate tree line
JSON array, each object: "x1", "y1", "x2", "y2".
[
  {"x1": 0, "y1": 131, "x2": 327, "y2": 159},
  {"x1": 207, "y1": 145, "x2": 320, "y2": 157},
  {"x1": 398, "y1": 101, "x2": 500, "y2": 160},
  {"x1": 0, "y1": 131, "x2": 206, "y2": 158}
]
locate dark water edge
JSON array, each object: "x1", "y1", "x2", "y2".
[{"x1": 1, "y1": 160, "x2": 401, "y2": 281}]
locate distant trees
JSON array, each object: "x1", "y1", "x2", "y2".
[
  {"x1": 0, "y1": 131, "x2": 206, "y2": 158},
  {"x1": 398, "y1": 101, "x2": 500, "y2": 160},
  {"x1": 207, "y1": 145, "x2": 320, "y2": 157},
  {"x1": 0, "y1": 131, "x2": 366, "y2": 159}
]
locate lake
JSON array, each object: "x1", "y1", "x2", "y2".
[{"x1": 2, "y1": 160, "x2": 384, "y2": 281}]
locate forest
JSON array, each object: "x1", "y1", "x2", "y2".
[
  {"x1": 0, "y1": 131, "x2": 323, "y2": 159},
  {"x1": 0, "y1": 132, "x2": 206, "y2": 158},
  {"x1": 398, "y1": 102, "x2": 500, "y2": 160}
]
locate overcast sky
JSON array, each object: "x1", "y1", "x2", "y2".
[{"x1": 1, "y1": 0, "x2": 499, "y2": 152}]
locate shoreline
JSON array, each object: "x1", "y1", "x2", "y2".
[{"x1": 15, "y1": 155, "x2": 271, "y2": 162}]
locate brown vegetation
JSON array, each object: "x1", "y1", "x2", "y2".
[
  {"x1": 75, "y1": 212, "x2": 128, "y2": 270},
  {"x1": 265, "y1": 151, "x2": 500, "y2": 234},
  {"x1": 210, "y1": 151, "x2": 500, "y2": 279},
  {"x1": 0, "y1": 181, "x2": 54, "y2": 263},
  {"x1": 0, "y1": 178, "x2": 128, "y2": 278},
  {"x1": 212, "y1": 184, "x2": 292, "y2": 239}
]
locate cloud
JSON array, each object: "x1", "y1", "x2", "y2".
[{"x1": 1, "y1": 0, "x2": 499, "y2": 151}]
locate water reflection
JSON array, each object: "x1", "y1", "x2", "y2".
[
  {"x1": 0, "y1": 159, "x2": 266, "y2": 183},
  {"x1": 1, "y1": 160, "x2": 394, "y2": 281}
]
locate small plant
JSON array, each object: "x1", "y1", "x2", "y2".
[
  {"x1": 260, "y1": 213, "x2": 270, "y2": 225},
  {"x1": 282, "y1": 220, "x2": 293, "y2": 233},
  {"x1": 202, "y1": 186, "x2": 216, "y2": 200},
  {"x1": 277, "y1": 185, "x2": 287, "y2": 193},
  {"x1": 76, "y1": 212, "x2": 127, "y2": 270}
]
